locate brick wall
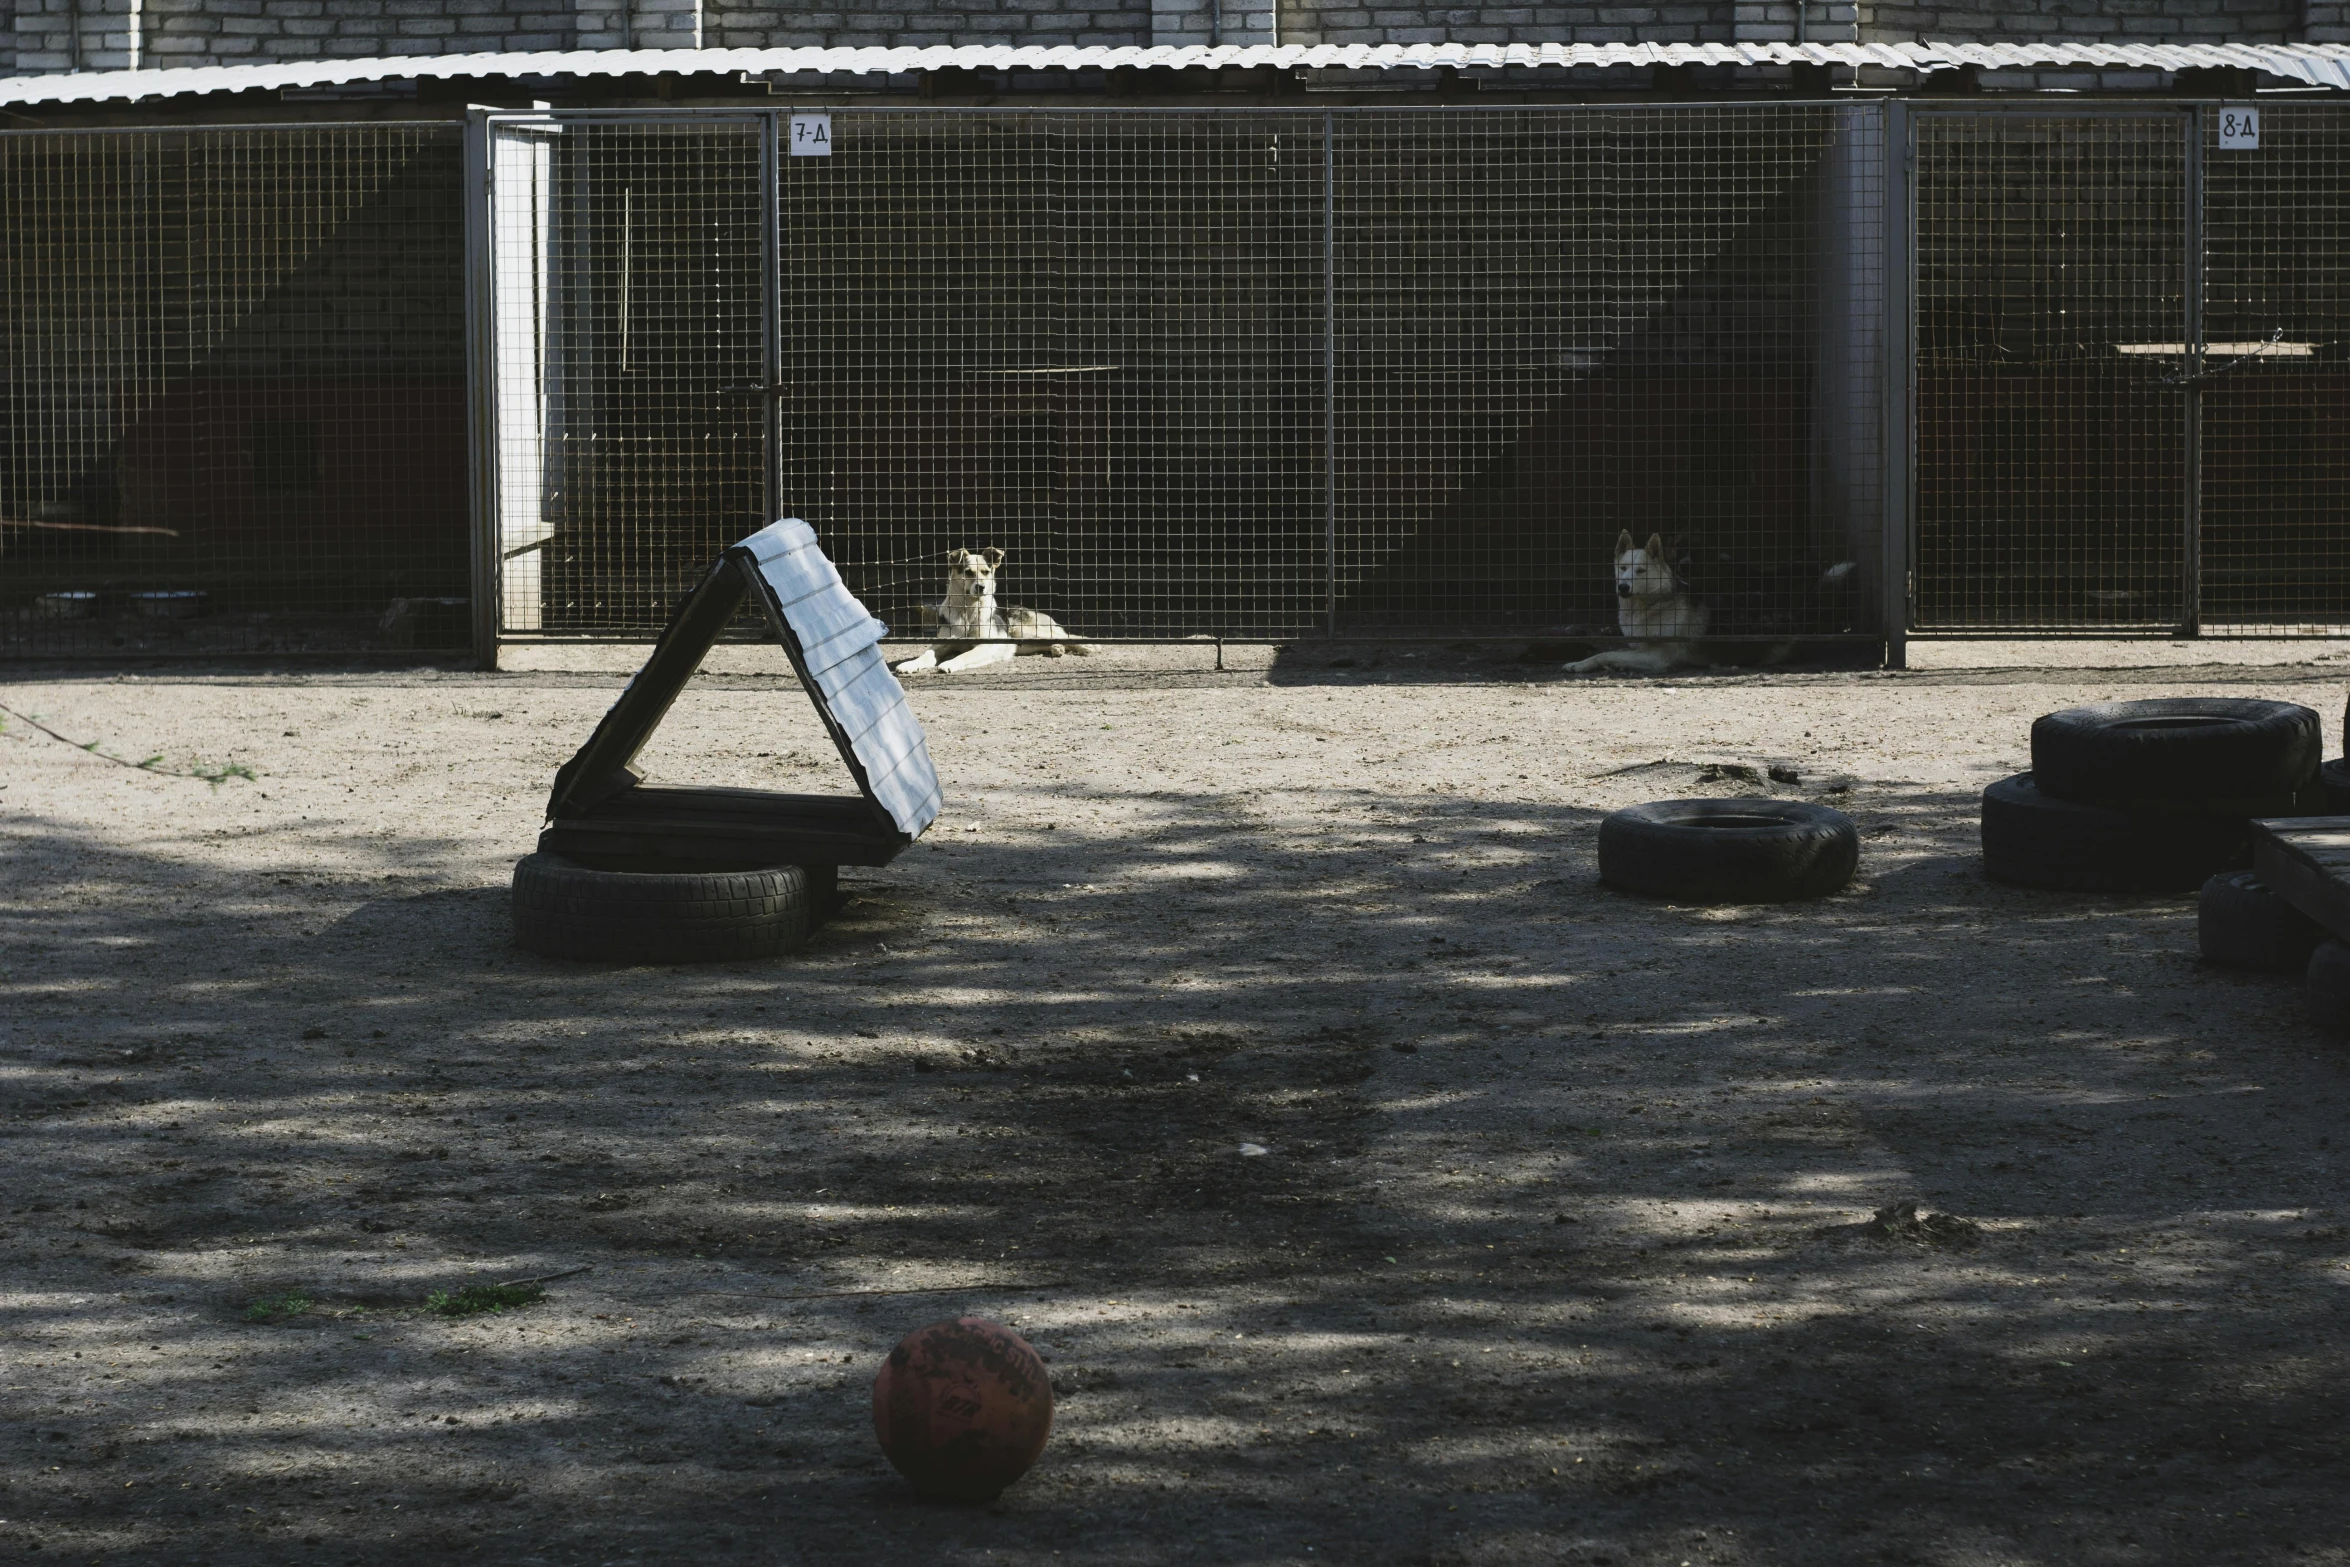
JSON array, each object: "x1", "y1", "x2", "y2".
[
  {"x1": 1856, "y1": 1, "x2": 2307, "y2": 42},
  {"x1": 4, "y1": 0, "x2": 2344, "y2": 74}
]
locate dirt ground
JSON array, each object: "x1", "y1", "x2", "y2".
[{"x1": 4, "y1": 639, "x2": 2349, "y2": 1567}]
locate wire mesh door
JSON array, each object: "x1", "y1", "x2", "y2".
[
  {"x1": 487, "y1": 117, "x2": 768, "y2": 639},
  {"x1": 1911, "y1": 111, "x2": 2194, "y2": 633},
  {"x1": 2, "y1": 124, "x2": 468, "y2": 657},
  {"x1": 1332, "y1": 105, "x2": 1884, "y2": 639},
  {"x1": 2199, "y1": 105, "x2": 2350, "y2": 635},
  {"x1": 775, "y1": 111, "x2": 1327, "y2": 639}
]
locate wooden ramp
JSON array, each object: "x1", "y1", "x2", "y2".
[{"x1": 2250, "y1": 817, "x2": 2350, "y2": 941}]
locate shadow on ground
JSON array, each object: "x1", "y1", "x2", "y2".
[{"x1": 1, "y1": 775, "x2": 2344, "y2": 1566}]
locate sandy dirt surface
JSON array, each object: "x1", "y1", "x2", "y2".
[{"x1": 3, "y1": 641, "x2": 2348, "y2": 1567}]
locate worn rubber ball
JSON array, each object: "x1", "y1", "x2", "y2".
[{"x1": 871, "y1": 1315, "x2": 1054, "y2": 1503}]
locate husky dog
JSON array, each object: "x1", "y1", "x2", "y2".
[
  {"x1": 1566, "y1": 531, "x2": 1857, "y2": 676},
  {"x1": 891, "y1": 547, "x2": 1090, "y2": 675},
  {"x1": 1567, "y1": 532, "x2": 1713, "y2": 675}
]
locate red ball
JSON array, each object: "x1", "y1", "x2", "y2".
[{"x1": 871, "y1": 1316, "x2": 1054, "y2": 1504}]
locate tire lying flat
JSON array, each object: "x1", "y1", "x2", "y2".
[
  {"x1": 512, "y1": 852, "x2": 816, "y2": 963},
  {"x1": 2308, "y1": 941, "x2": 2350, "y2": 1035},
  {"x1": 1598, "y1": 798, "x2": 1858, "y2": 904},
  {"x1": 2198, "y1": 869, "x2": 2326, "y2": 974},
  {"x1": 2029, "y1": 698, "x2": 2319, "y2": 812},
  {"x1": 1980, "y1": 773, "x2": 2251, "y2": 894}
]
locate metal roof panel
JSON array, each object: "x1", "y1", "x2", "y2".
[{"x1": 6, "y1": 40, "x2": 2348, "y2": 106}]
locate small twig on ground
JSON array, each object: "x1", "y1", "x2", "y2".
[
  {"x1": 698, "y1": 1280, "x2": 1060, "y2": 1304},
  {"x1": 0, "y1": 700, "x2": 255, "y2": 786},
  {"x1": 494, "y1": 1264, "x2": 594, "y2": 1289}
]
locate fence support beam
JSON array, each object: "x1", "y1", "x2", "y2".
[
  {"x1": 2181, "y1": 104, "x2": 2205, "y2": 637},
  {"x1": 465, "y1": 108, "x2": 502, "y2": 672},
  {"x1": 1882, "y1": 99, "x2": 1913, "y2": 670}
]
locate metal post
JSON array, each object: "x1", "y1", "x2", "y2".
[
  {"x1": 761, "y1": 109, "x2": 783, "y2": 528},
  {"x1": 2181, "y1": 104, "x2": 2204, "y2": 636},
  {"x1": 1881, "y1": 100, "x2": 1914, "y2": 670},
  {"x1": 464, "y1": 109, "x2": 501, "y2": 671},
  {"x1": 1323, "y1": 112, "x2": 1337, "y2": 639}
]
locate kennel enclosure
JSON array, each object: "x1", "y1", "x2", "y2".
[
  {"x1": 5, "y1": 43, "x2": 2348, "y2": 660},
  {"x1": 480, "y1": 100, "x2": 1889, "y2": 650}
]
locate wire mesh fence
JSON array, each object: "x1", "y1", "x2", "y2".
[
  {"x1": 14, "y1": 104, "x2": 2342, "y2": 658},
  {"x1": 1910, "y1": 104, "x2": 2350, "y2": 637},
  {"x1": 2200, "y1": 105, "x2": 2350, "y2": 635},
  {"x1": 1912, "y1": 110, "x2": 2193, "y2": 633},
  {"x1": 1330, "y1": 106, "x2": 1883, "y2": 640},
  {"x1": 752, "y1": 105, "x2": 1887, "y2": 645},
  {"x1": 772, "y1": 111, "x2": 1329, "y2": 640},
  {"x1": 1, "y1": 124, "x2": 469, "y2": 656},
  {"x1": 489, "y1": 118, "x2": 769, "y2": 640}
]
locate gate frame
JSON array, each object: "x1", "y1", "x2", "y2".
[
  {"x1": 1893, "y1": 98, "x2": 2306, "y2": 651},
  {"x1": 468, "y1": 107, "x2": 776, "y2": 671}
]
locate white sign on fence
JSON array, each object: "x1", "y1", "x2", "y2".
[
  {"x1": 790, "y1": 114, "x2": 834, "y2": 157},
  {"x1": 2217, "y1": 106, "x2": 2261, "y2": 150}
]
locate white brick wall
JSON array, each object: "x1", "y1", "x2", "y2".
[
  {"x1": 3, "y1": 0, "x2": 2342, "y2": 74},
  {"x1": 1855, "y1": 1, "x2": 2304, "y2": 41}
]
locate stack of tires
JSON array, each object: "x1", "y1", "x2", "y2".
[
  {"x1": 1981, "y1": 697, "x2": 2321, "y2": 894},
  {"x1": 2317, "y1": 696, "x2": 2350, "y2": 813},
  {"x1": 2192, "y1": 695, "x2": 2350, "y2": 1030}
]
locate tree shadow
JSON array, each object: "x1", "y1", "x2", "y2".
[{"x1": 1, "y1": 776, "x2": 2344, "y2": 1564}]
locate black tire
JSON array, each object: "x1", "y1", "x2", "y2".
[
  {"x1": 2198, "y1": 870, "x2": 2326, "y2": 974},
  {"x1": 1981, "y1": 773, "x2": 2251, "y2": 894},
  {"x1": 2029, "y1": 698, "x2": 2319, "y2": 810},
  {"x1": 1597, "y1": 798, "x2": 1858, "y2": 904},
  {"x1": 2308, "y1": 941, "x2": 2350, "y2": 1035},
  {"x1": 512, "y1": 853, "x2": 814, "y2": 963},
  {"x1": 2317, "y1": 758, "x2": 2350, "y2": 815}
]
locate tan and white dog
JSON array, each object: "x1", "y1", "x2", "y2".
[
  {"x1": 1567, "y1": 531, "x2": 1712, "y2": 675},
  {"x1": 891, "y1": 547, "x2": 1089, "y2": 675}
]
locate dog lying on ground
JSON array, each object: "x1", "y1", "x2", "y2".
[
  {"x1": 1567, "y1": 531, "x2": 1855, "y2": 676},
  {"x1": 890, "y1": 547, "x2": 1089, "y2": 674}
]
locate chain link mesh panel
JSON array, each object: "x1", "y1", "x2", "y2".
[
  {"x1": 2200, "y1": 105, "x2": 2350, "y2": 635},
  {"x1": 486, "y1": 106, "x2": 1888, "y2": 646},
  {"x1": 1913, "y1": 111, "x2": 2193, "y2": 633},
  {"x1": 1332, "y1": 105, "x2": 1883, "y2": 639},
  {"x1": 775, "y1": 111, "x2": 1327, "y2": 639},
  {"x1": 755, "y1": 105, "x2": 1886, "y2": 643},
  {"x1": 1, "y1": 125, "x2": 468, "y2": 657},
  {"x1": 490, "y1": 119, "x2": 768, "y2": 640}
]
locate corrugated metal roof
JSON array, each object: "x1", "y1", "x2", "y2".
[{"x1": 5, "y1": 40, "x2": 2348, "y2": 106}]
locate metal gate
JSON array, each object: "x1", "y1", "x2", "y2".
[
  {"x1": 480, "y1": 105, "x2": 1890, "y2": 648},
  {"x1": 1908, "y1": 104, "x2": 2350, "y2": 637}
]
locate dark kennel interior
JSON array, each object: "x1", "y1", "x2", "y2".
[
  {"x1": 1913, "y1": 106, "x2": 2350, "y2": 635},
  {"x1": 0, "y1": 125, "x2": 470, "y2": 657}
]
